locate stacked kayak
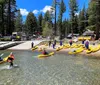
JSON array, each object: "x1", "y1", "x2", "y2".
[
  {"x1": 0, "y1": 56, "x2": 8, "y2": 64},
  {"x1": 38, "y1": 52, "x2": 54, "y2": 58},
  {"x1": 68, "y1": 47, "x2": 84, "y2": 54},
  {"x1": 56, "y1": 46, "x2": 63, "y2": 51},
  {"x1": 32, "y1": 46, "x2": 38, "y2": 51}
]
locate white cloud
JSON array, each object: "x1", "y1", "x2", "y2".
[
  {"x1": 33, "y1": 10, "x2": 39, "y2": 14},
  {"x1": 20, "y1": 8, "x2": 29, "y2": 16},
  {"x1": 75, "y1": 12, "x2": 79, "y2": 16},
  {"x1": 41, "y1": 5, "x2": 54, "y2": 13}
]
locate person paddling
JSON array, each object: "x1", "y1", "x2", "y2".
[
  {"x1": 42, "y1": 49, "x2": 48, "y2": 55},
  {"x1": 7, "y1": 52, "x2": 15, "y2": 67}
]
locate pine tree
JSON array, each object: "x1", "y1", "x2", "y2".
[
  {"x1": 69, "y1": 0, "x2": 78, "y2": 34},
  {"x1": 25, "y1": 12, "x2": 37, "y2": 35},
  {"x1": 78, "y1": 6, "x2": 86, "y2": 34},
  {"x1": 15, "y1": 10, "x2": 23, "y2": 32},
  {"x1": 42, "y1": 21, "x2": 52, "y2": 37},
  {"x1": 95, "y1": 0, "x2": 100, "y2": 39},
  {"x1": 58, "y1": 0, "x2": 66, "y2": 38},
  {"x1": 37, "y1": 13, "x2": 43, "y2": 34},
  {"x1": 0, "y1": 0, "x2": 5, "y2": 35},
  {"x1": 44, "y1": 11, "x2": 51, "y2": 22}
]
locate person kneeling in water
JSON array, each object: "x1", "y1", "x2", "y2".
[
  {"x1": 7, "y1": 52, "x2": 15, "y2": 67},
  {"x1": 42, "y1": 49, "x2": 48, "y2": 55}
]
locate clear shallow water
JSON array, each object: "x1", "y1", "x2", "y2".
[{"x1": 0, "y1": 50, "x2": 100, "y2": 85}]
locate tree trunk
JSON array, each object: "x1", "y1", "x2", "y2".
[{"x1": 1, "y1": 4, "x2": 4, "y2": 36}]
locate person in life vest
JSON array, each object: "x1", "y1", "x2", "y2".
[
  {"x1": 7, "y1": 52, "x2": 15, "y2": 67},
  {"x1": 85, "y1": 39, "x2": 89, "y2": 50},
  {"x1": 42, "y1": 49, "x2": 48, "y2": 55},
  {"x1": 69, "y1": 40, "x2": 73, "y2": 46},
  {"x1": 60, "y1": 40, "x2": 63, "y2": 46}
]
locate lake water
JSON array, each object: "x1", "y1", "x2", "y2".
[{"x1": 0, "y1": 50, "x2": 100, "y2": 85}]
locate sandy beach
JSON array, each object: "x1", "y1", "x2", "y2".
[
  {"x1": 35, "y1": 40, "x2": 100, "y2": 58},
  {"x1": 6, "y1": 40, "x2": 100, "y2": 58}
]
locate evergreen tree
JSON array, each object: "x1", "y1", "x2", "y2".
[
  {"x1": 7, "y1": 0, "x2": 17, "y2": 35},
  {"x1": 88, "y1": 0, "x2": 96, "y2": 30},
  {"x1": 25, "y1": 12, "x2": 37, "y2": 35},
  {"x1": 42, "y1": 21, "x2": 52, "y2": 37},
  {"x1": 58, "y1": 0, "x2": 66, "y2": 38},
  {"x1": 0, "y1": 0, "x2": 5, "y2": 35},
  {"x1": 37, "y1": 13, "x2": 43, "y2": 34},
  {"x1": 78, "y1": 6, "x2": 86, "y2": 34},
  {"x1": 15, "y1": 10, "x2": 23, "y2": 32},
  {"x1": 95, "y1": 0, "x2": 100, "y2": 39},
  {"x1": 44, "y1": 11, "x2": 52, "y2": 22},
  {"x1": 69, "y1": 0, "x2": 78, "y2": 34}
]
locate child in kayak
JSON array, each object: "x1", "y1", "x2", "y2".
[
  {"x1": 7, "y1": 52, "x2": 15, "y2": 67},
  {"x1": 42, "y1": 49, "x2": 48, "y2": 55}
]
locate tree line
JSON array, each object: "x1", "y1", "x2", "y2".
[{"x1": 0, "y1": 0, "x2": 100, "y2": 39}]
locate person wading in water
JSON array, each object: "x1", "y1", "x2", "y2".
[{"x1": 7, "y1": 52, "x2": 15, "y2": 67}]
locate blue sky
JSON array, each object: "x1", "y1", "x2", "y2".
[{"x1": 16, "y1": 0, "x2": 89, "y2": 21}]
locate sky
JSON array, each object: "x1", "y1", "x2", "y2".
[{"x1": 16, "y1": 0, "x2": 89, "y2": 21}]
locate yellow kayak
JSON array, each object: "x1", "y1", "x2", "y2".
[
  {"x1": 38, "y1": 52, "x2": 54, "y2": 58},
  {"x1": 56, "y1": 46, "x2": 63, "y2": 51},
  {"x1": 32, "y1": 46, "x2": 38, "y2": 51},
  {"x1": 0, "y1": 56, "x2": 8, "y2": 64},
  {"x1": 68, "y1": 47, "x2": 84, "y2": 54},
  {"x1": 86, "y1": 47, "x2": 92, "y2": 54},
  {"x1": 63, "y1": 44, "x2": 70, "y2": 49},
  {"x1": 89, "y1": 45, "x2": 100, "y2": 53}
]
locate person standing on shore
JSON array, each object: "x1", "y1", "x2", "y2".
[
  {"x1": 82, "y1": 38, "x2": 85, "y2": 44},
  {"x1": 31, "y1": 41, "x2": 34, "y2": 48},
  {"x1": 69, "y1": 40, "x2": 73, "y2": 46},
  {"x1": 60, "y1": 40, "x2": 63, "y2": 46},
  {"x1": 48, "y1": 40, "x2": 51, "y2": 47},
  {"x1": 53, "y1": 43, "x2": 55, "y2": 49},
  {"x1": 85, "y1": 39, "x2": 89, "y2": 49}
]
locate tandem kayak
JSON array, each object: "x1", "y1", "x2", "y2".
[
  {"x1": 0, "y1": 56, "x2": 8, "y2": 64},
  {"x1": 38, "y1": 52, "x2": 54, "y2": 58}
]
